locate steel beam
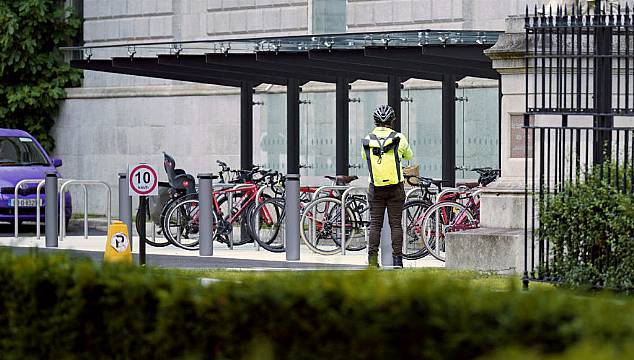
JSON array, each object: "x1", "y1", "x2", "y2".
[
  {"x1": 309, "y1": 50, "x2": 446, "y2": 82},
  {"x1": 364, "y1": 46, "x2": 499, "y2": 79},
  {"x1": 155, "y1": 55, "x2": 288, "y2": 85},
  {"x1": 71, "y1": 59, "x2": 244, "y2": 87},
  {"x1": 206, "y1": 53, "x2": 338, "y2": 83},
  {"x1": 336, "y1": 77, "x2": 350, "y2": 175},
  {"x1": 257, "y1": 52, "x2": 390, "y2": 82}
]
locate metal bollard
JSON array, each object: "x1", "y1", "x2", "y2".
[
  {"x1": 198, "y1": 174, "x2": 214, "y2": 256},
  {"x1": 118, "y1": 173, "x2": 133, "y2": 248},
  {"x1": 45, "y1": 173, "x2": 58, "y2": 247},
  {"x1": 380, "y1": 209, "x2": 393, "y2": 267},
  {"x1": 285, "y1": 174, "x2": 300, "y2": 261}
]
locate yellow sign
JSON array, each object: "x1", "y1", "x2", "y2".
[{"x1": 104, "y1": 221, "x2": 132, "y2": 264}]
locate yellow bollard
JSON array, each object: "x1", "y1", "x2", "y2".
[{"x1": 104, "y1": 221, "x2": 132, "y2": 264}]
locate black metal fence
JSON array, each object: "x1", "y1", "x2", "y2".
[{"x1": 523, "y1": 1, "x2": 634, "y2": 287}]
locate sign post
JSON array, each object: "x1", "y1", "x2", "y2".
[{"x1": 128, "y1": 164, "x2": 158, "y2": 266}]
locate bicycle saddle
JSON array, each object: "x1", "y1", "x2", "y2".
[{"x1": 325, "y1": 175, "x2": 359, "y2": 185}]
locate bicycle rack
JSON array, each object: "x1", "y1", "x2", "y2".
[
  {"x1": 13, "y1": 179, "x2": 46, "y2": 239},
  {"x1": 35, "y1": 179, "x2": 83, "y2": 240},
  {"x1": 311, "y1": 185, "x2": 350, "y2": 200},
  {"x1": 225, "y1": 183, "x2": 254, "y2": 249},
  {"x1": 12, "y1": 179, "x2": 79, "y2": 239},
  {"x1": 340, "y1": 186, "x2": 369, "y2": 256},
  {"x1": 59, "y1": 180, "x2": 112, "y2": 241},
  {"x1": 253, "y1": 185, "x2": 284, "y2": 251},
  {"x1": 307, "y1": 185, "x2": 351, "y2": 249}
]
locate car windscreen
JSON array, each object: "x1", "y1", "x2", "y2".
[{"x1": 0, "y1": 136, "x2": 49, "y2": 166}]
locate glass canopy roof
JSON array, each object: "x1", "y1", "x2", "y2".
[{"x1": 62, "y1": 30, "x2": 502, "y2": 60}]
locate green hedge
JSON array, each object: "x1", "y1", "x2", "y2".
[
  {"x1": 539, "y1": 163, "x2": 634, "y2": 290},
  {"x1": 1, "y1": 251, "x2": 634, "y2": 359}
]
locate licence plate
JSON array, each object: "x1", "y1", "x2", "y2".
[{"x1": 9, "y1": 198, "x2": 40, "y2": 207}]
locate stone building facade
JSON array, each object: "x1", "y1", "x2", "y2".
[{"x1": 55, "y1": 0, "x2": 537, "y2": 214}]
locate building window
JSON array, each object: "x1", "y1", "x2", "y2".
[{"x1": 312, "y1": 0, "x2": 346, "y2": 34}]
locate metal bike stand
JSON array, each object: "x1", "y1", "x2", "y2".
[
  {"x1": 230, "y1": 184, "x2": 255, "y2": 249},
  {"x1": 253, "y1": 185, "x2": 284, "y2": 251},
  {"x1": 311, "y1": 185, "x2": 351, "y2": 200},
  {"x1": 35, "y1": 179, "x2": 73, "y2": 240},
  {"x1": 59, "y1": 180, "x2": 111, "y2": 241},
  {"x1": 340, "y1": 186, "x2": 368, "y2": 256},
  {"x1": 405, "y1": 187, "x2": 422, "y2": 202},
  {"x1": 309, "y1": 185, "x2": 351, "y2": 251},
  {"x1": 13, "y1": 179, "x2": 46, "y2": 239}
]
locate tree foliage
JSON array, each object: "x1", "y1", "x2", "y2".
[{"x1": 0, "y1": 0, "x2": 81, "y2": 151}]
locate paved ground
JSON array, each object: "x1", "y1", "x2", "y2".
[{"x1": 0, "y1": 222, "x2": 444, "y2": 270}]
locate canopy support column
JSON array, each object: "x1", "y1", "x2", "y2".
[
  {"x1": 336, "y1": 77, "x2": 350, "y2": 176},
  {"x1": 388, "y1": 75, "x2": 402, "y2": 132},
  {"x1": 442, "y1": 74, "x2": 457, "y2": 186},
  {"x1": 240, "y1": 81, "x2": 254, "y2": 170}
]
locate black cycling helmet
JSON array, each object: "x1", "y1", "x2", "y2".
[{"x1": 373, "y1": 105, "x2": 396, "y2": 126}]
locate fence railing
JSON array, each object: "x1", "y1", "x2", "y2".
[
  {"x1": 523, "y1": 2, "x2": 634, "y2": 286},
  {"x1": 524, "y1": 125, "x2": 634, "y2": 283},
  {"x1": 525, "y1": 3, "x2": 634, "y2": 116}
]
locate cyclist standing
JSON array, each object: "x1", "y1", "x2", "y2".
[{"x1": 362, "y1": 105, "x2": 413, "y2": 268}]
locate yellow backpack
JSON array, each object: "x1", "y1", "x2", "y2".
[{"x1": 362, "y1": 131, "x2": 402, "y2": 186}]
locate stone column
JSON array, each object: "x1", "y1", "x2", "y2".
[{"x1": 445, "y1": 16, "x2": 533, "y2": 274}]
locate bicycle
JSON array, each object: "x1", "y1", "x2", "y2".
[
  {"x1": 299, "y1": 175, "x2": 370, "y2": 255},
  {"x1": 420, "y1": 167, "x2": 500, "y2": 261},
  {"x1": 162, "y1": 165, "x2": 277, "y2": 250},
  {"x1": 401, "y1": 175, "x2": 448, "y2": 260}
]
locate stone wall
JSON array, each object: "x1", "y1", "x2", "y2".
[{"x1": 55, "y1": 0, "x2": 507, "y2": 215}]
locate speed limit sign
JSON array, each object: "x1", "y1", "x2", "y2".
[{"x1": 128, "y1": 164, "x2": 158, "y2": 196}]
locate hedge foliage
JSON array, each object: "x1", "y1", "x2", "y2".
[
  {"x1": 1, "y1": 250, "x2": 634, "y2": 359},
  {"x1": 0, "y1": 0, "x2": 81, "y2": 151},
  {"x1": 539, "y1": 163, "x2": 634, "y2": 290}
]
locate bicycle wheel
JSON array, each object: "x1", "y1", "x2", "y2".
[
  {"x1": 401, "y1": 199, "x2": 432, "y2": 260},
  {"x1": 342, "y1": 195, "x2": 369, "y2": 252},
  {"x1": 230, "y1": 201, "x2": 257, "y2": 246},
  {"x1": 137, "y1": 199, "x2": 169, "y2": 247},
  {"x1": 250, "y1": 198, "x2": 286, "y2": 253},
  {"x1": 300, "y1": 197, "x2": 354, "y2": 255},
  {"x1": 163, "y1": 195, "x2": 218, "y2": 250},
  {"x1": 421, "y1": 201, "x2": 476, "y2": 262}
]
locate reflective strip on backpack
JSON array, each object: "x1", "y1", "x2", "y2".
[
  {"x1": 362, "y1": 138, "x2": 374, "y2": 183},
  {"x1": 392, "y1": 136, "x2": 402, "y2": 181}
]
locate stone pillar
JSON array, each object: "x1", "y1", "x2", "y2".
[{"x1": 445, "y1": 16, "x2": 532, "y2": 274}]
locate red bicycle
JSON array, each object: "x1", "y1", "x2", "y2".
[{"x1": 162, "y1": 167, "x2": 279, "y2": 250}]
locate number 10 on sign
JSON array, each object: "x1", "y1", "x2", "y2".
[{"x1": 128, "y1": 164, "x2": 158, "y2": 196}]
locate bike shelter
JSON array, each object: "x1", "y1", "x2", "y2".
[{"x1": 63, "y1": 30, "x2": 501, "y2": 261}]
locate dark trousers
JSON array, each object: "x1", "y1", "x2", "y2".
[{"x1": 368, "y1": 182, "x2": 405, "y2": 257}]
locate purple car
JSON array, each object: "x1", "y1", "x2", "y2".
[{"x1": 0, "y1": 128, "x2": 71, "y2": 226}]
